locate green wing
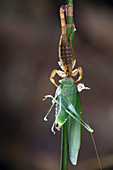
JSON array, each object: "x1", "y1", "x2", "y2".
[
  {"x1": 59, "y1": 95, "x2": 93, "y2": 133},
  {"x1": 68, "y1": 85, "x2": 81, "y2": 165}
]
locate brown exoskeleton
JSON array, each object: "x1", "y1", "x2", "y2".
[{"x1": 50, "y1": 5, "x2": 83, "y2": 87}]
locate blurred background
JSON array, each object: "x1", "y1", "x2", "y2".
[{"x1": 0, "y1": 0, "x2": 113, "y2": 170}]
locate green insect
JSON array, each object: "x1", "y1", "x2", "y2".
[{"x1": 43, "y1": 77, "x2": 93, "y2": 165}]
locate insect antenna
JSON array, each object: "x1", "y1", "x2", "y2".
[
  {"x1": 85, "y1": 116, "x2": 102, "y2": 170},
  {"x1": 90, "y1": 132, "x2": 102, "y2": 170}
]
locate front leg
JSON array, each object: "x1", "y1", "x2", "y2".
[
  {"x1": 72, "y1": 67, "x2": 83, "y2": 82},
  {"x1": 50, "y1": 69, "x2": 65, "y2": 87}
]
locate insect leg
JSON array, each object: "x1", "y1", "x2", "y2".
[
  {"x1": 43, "y1": 95, "x2": 54, "y2": 101},
  {"x1": 43, "y1": 95, "x2": 58, "y2": 121},
  {"x1": 51, "y1": 121, "x2": 56, "y2": 134},
  {"x1": 60, "y1": 5, "x2": 67, "y2": 35},
  {"x1": 60, "y1": 95, "x2": 93, "y2": 132},
  {"x1": 72, "y1": 67, "x2": 83, "y2": 82},
  {"x1": 50, "y1": 69, "x2": 65, "y2": 87},
  {"x1": 77, "y1": 83, "x2": 90, "y2": 92}
]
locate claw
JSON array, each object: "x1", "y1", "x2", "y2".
[
  {"x1": 51, "y1": 122, "x2": 56, "y2": 134},
  {"x1": 51, "y1": 126, "x2": 55, "y2": 135},
  {"x1": 44, "y1": 117, "x2": 48, "y2": 121},
  {"x1": 42, "y1": 95, "x2": 54, "y2": 101}
]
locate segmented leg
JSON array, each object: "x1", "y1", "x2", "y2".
[
  {"x1": 50, "y1": 69, "x2": 66, "y2": 87},
  {"x1": 60, "y1": 5, "x2": 67, "y2": 35},
  {"x1": 72, "y1": 67, "x2": 83, "y2": 82}
]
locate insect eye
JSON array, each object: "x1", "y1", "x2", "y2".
[{"x1": 55, "y1": 123, "x2": 59, "y2": 129}]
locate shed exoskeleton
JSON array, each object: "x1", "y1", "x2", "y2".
[{"x1": 50, "y1": 5, "x2": 83, "y2": 88}]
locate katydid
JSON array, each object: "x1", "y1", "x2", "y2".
[{"x1": 43, "y1": 77, "x2": 93, "y2": 165}]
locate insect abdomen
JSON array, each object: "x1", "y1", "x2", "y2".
[{"x1": 59, "y1": 36, "x2": 75, "y2": 74}]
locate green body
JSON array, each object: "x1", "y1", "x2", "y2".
[
  {"x1": 56, "y1": 77, "x2": 81, "y2": 165},
  {"x1": 44, "y1": 77, "x2": 93, "y2": 165}
]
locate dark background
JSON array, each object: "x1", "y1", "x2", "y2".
[{"x1": 0, "y1": 0, "x2": 113, "y2": 170}]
